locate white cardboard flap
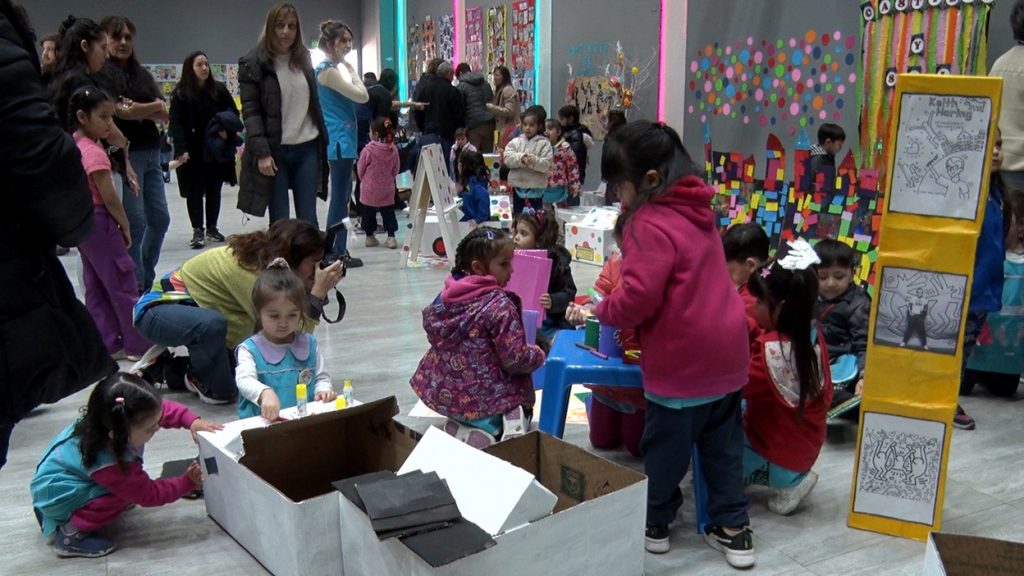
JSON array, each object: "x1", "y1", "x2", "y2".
[
  {"x1": 397, "y1": 427, "x2": 556, "y2": 536},
  {"x1": 198, "y1": 400, "x2": 355, "y2": 459}
]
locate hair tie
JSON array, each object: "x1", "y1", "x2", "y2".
[
  {"x1": 485, "y1": 229, "x2": 497, "y2": 241},
  {"x1": 114, "y1": 397, "x2": 125, "y2": 405}
]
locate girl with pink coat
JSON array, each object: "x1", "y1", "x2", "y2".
[{"x1": 356, "y1": 117, "x2": 400, "y2": 249}]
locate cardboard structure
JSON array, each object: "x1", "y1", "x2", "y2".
[
  {"x1": 565, "y1": 207, "x2": 619, "y2": 266},
  {"x1": 923, "y1": 532, "x2": 1024, "y2": 576},
  {"x1": 848, "y1": 74, "x2": 1001, "y2": 541},
  {"x1": 339, "y1": 429, "x2": 647, "y2": 576},
  {"x1": 198, "y1": 397, "x2": 419, "y2": 576},
  {"x1": 402, "y1": 144, "x2": 464, "y2": 267}
]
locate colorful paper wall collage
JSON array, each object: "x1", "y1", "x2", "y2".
[
  {"x1": 705, "y1": 124, "x2": 882, "y2": 291},
  {"x1": 408, "y1": 22, "x2": 423, "y2": 91},
  {"x1": 859, "y1": 0, "x2": 992, "y2": 173},
  {"x1": 686, "y1": 29, "x2": 859, "y2": 138},
  {"x1": 486, "y1": 6, "x2": 508, "y2": 72},
  {"x1": 566, "y1": 76, "x2": 620, "y2": 140},
  {"x1": 466, "y1": 7, "x2": 484, "y2": 71},
  {"x1": 510, "y1": 0, "x2": 536, "y2": 111},
  {"x1": 144, "y1": 64, "x2": 239, "y2": 98}
]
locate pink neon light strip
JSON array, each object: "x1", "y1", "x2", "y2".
[
  {"x1": 658, "y1": 0, "x2": 668, "y2": 120},
  {"x1": 454, "y1": 0, "x2": 463, "y2": 64}
]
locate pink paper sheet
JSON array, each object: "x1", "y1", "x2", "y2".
[{"x1": 508, "y1": 249, "x2": 551, "y2": 327}]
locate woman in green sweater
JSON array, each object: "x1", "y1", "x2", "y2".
[{"x1": 133, "y1": 219, "x2": 344, "y2": 403}]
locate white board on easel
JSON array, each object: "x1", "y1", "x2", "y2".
[{"x1": 401, "y1": 143, "x2": 464, "y2": 267}]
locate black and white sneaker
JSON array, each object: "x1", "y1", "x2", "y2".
[
  {"x1": 644, "y1": 523, "x2": 670, "y2": 554},
  {"x1": 704, "y1": 525, "x2": 755, "y2": 568},
  {"x1": 184, "y1": 374, "x2": 233, "y2": 405}
]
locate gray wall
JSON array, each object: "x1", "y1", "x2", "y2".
[
  {"x1": 23, "y1": 0, "x2": 362, "y2": 65},
  {"x1": 988, "y1": 0, "x2": 1020, "y2": 68}
]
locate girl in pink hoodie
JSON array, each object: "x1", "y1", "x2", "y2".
[
  {"x1": 410, "y1": 228, "x2": 546, "y2": 448},
  {"x1": 595, "y1": 121, "x2": 753, "y2": 568},
  {"x1": 357, "y1": 118, "x2": 401, "y2": 249}
]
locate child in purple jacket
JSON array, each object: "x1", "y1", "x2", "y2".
[{"x1": 410, "y1": 228, "x2": 546, "y2": 448}]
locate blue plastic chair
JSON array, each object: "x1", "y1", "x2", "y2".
[{"x1": 537, "y1": 329, "x2": 710, "y2": 533}]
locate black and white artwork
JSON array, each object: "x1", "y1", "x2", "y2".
[
  {"x1": 873, "y1": 266, "x2": 968, "y2": 356},
  {"x1": 853, "y1": 412, "x2": 945, "y2": 526},
  {"x1": 889, "y1": 93, "x2": 992, "y2": 220}
]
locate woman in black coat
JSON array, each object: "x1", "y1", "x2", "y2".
[
  {"x1": 0, "y1": 1, "x2": 116, "y2": 469},
  {"x1": 237, "y1": 2, "x2": 329, "y2": 224},
  {"x1": 170, "y1": 51, "x2": 241, "y2": 249}
]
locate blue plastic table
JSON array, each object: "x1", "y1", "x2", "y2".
[{"x1": 537, "y1": 329, "x2": 710, "y2": 533}]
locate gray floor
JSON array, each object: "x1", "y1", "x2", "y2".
[{"x1": 3, "y1": 181, "x2": 1022, "y2": 575}]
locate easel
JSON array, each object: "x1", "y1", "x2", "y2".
[{"x1": 400, "y1": 143, "x2": 464, "y2": 268}]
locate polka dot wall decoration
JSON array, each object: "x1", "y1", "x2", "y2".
[{"x1": 686, "y1": 30, "x2": 858, "y2": 136}]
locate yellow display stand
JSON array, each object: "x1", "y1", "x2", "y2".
[{"x1": 848, "y1": 74, "x2": 1001, "y2": 541}]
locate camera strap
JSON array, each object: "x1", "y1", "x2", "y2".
[{"x1": 321, "y1": 288, "x2": 347, "y2": 324}]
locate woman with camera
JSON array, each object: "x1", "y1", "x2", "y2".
[{"x1": 133, "y1": 219, "x2": 344, "y2": 403}]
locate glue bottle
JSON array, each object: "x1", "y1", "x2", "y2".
[
  {"x1": 342, "y1": 380, "x2": 353, "y2": 405},
  {"x1": 296, "y1": 383, "x2": 308, "y2": 416}
]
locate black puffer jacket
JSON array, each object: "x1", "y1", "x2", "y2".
[
  {"x1": 816, "y1": 284, "x2": 871, "y2": 371},
  {"x1": 0, "y1": 7, "x2": 116, "y2": 429},
  {"x1": 237, "y1": 48, "x2": 329, "y2": 217},
  {"x1": 457, "y1": 72, "x2": 494, "y2": 130}
]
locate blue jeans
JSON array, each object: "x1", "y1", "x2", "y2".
[
  {"x1": 642, "y1": 391, "x2": 750, "y2": 528},
  {"x1": 136, "y1": 303, "x2": 235, "y2": 399},
  {"x1": 327, "y1": 157, "x2": 356, "y2": 254},
  {"x1": 269, "y1": 139, "x2": 320, "y2": 226},
  {"x1": 125, "y1": 148, "x2": 170, "y2": 290}
]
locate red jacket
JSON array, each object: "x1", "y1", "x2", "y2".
[
  {"x1": 595, "y1": 176, "x2": 749, "y2": 398},
  {"x1": 744, "y1": 330, "x2": 833, "y2": 472}
]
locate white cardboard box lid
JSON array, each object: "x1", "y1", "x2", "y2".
[
  {"x1": 198, "y1": 400, "x2": 357, "y2": 460},
  {"x1": 397, "y1": 427, "x2": 557, "y2": 536}
]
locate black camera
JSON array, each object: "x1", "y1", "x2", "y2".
[{"x1": 320, "y1": 221, "x2": 348, "y2": 277}]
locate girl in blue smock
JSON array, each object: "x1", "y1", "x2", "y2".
[{"x1": 235, "y1": 258, "x2": 336, "y2": 420}]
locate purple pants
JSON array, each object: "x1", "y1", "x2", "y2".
[
  {"x1": 78, "y1": 206, "x2": 150, "y2": 356},
  {"x1": 70, "y1": 493, "x2": 129, "y2": 532}
]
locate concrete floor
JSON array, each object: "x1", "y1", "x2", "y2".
[{"x1": 2, "y1": 181, "x2": 1022, "y2": 575}]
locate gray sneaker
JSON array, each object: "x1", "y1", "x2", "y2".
[
  {"x1": 768, "y1": 471, "x2": 818, "y2": 515},
  {"x1": 53, "y1": 524, "x2": 114, "y2": 558}
]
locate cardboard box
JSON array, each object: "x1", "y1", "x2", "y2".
[
  {"x1": 419, "y1": 212, "x2": 472, "y2": 258},
  {"x1": 489, "y1": 194, "x2": 513, "y2": 228},
  {"x1": 923, "y1": 532, "x2": 1024, "y2": 575},
  {"x1": 198, "y1": 397, "x2": 419, "y2": 576},
  {"x1": 565, "y1": 207, "x2": 619, "y2": 266},
  {"x1": 339, "y1": 429, "x2": 647, "y2": 576}
]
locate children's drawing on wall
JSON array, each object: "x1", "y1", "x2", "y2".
[
  {"x1": 853, "y1": 412, "x2": 944, "y2": 526},
  {"x1": 860, "y1": 0, "x2": 992, "y2": 172},
  {"x1": 438, "y1": 14, "x2": 454, "y2": 62},
  {"x1": 408, "y1": 23, "x2": 422, "y2": 91},
  {"x1": 565, "y1": 75, "x2": 619, "y2": 140},
  {"x1": 685, "y1": 30, "x2": 859, "y2": 139},
  {"x1": 512, "y1": 68, "x2": 535, "y2": 111},
  {"x1": 873, "y1": 266, "x2": 968, "y2": 356},
  {"x1": 466, "y1": 7, "x2": 484, "y2": 71},
  {"x1": 510, "y1": 0, "x2": 534, "y2": 70},
  {"x1": 486, "y1": 6, "x2": 507, "y2": 72},
  {"x1": 422, "y1": 16, "x2": 437, "y2": 65},
  {"x1": 888, "y1": 94, "x2": 991, "y2": 220}
]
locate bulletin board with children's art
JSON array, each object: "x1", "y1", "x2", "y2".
[
  {"x1": 682, "y1": 0, "x2": 863, "y2": 168},
  {"x1": 562, "y1": 39, "x2": 656, "y2": 140},
  {"x1": 422, "y1": 16, "x2": 438, "y2": 65},
  {"x1": 510, "y1": 0, "x2": 535, "y2": 111},
  {"x1": 486, "y1": 6, "x2": 507, "y2": 73},
  {"x1": 859, "y1": 0, "x2": 993, "y2": 175},
  {"x1": 466, "y1": 7, "x2": 484, "y2": 71},
  {"x1": 145, "y1": 64, "x2": 181, "y2": 99},
  {"x1": 438, "y1": 14, "x2": 455, "y2": 62},
  {"x1": 408, "y1": 22, "x2": 423, "y2": 91}
]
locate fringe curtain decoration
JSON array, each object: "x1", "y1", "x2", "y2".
[{"x1": 858, "y1": 0, "x2": 992, "y2": 174}]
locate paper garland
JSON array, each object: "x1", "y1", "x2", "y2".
[{"x1": 858, "y1": 0, "x2": 992, "y2": 172}]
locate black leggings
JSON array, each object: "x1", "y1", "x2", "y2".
[{"x1": 182, "y1": 162, "x2": 223, "y2": 230}]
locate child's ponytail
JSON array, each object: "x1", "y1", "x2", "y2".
[
  {"x1": 747, "y1": 239, "x2": 824, "y2": 418},
  {"x1": 68, "y1": 86, "x2": 113, "y2": 130},
  {"x1": 370, "y1": 116, "x2": 394, "y2": 144},
  {"x1": 74, "y1": 373, "x2": 161, "y2": 471}
]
